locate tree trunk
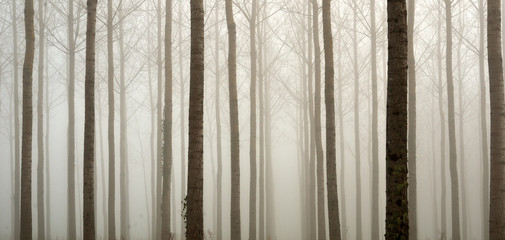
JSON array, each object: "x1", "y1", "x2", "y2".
[
  {"x1": 385, "y1": 0, "x2": 408, "y2": 238},
  {"x1": 67, "y1": 0, "x2": 77, "y2": 237},
  {"x1": 12, "y1": 0, "x2": 21, "y2": 237},
  {"x1": 214, "y1": 2, "x2": 223, "y2": 239},
  {"x1": 478, "y1": 0, "x2": 489, "y2": 238},
  {"x1": 445, "y1": 1, "x2": 461, "y2": 238},
  {"x1": 20, "y1": 0, "x2": 35, "y2": 237},
  {"x1": 322, "y1": 1, "x2": 341, "y2": 239},
  {"x1": 83, "y1": 0, "x2": 97, "y2": 238},
  {"x1": 407, "y1": 0, "x2": 416, "y2": 239},
  {"x1": 44, "y1": 41, "x2": 51, "y2": 240},
  {"x1": 156, "y1": 0, "x2": 164, "y2": 237},
  {"x1": 225, "y1": 0, "x2": 241, "y2": 238},
  {"x1": 161, "y1": 0, "x2": 173, "y2": 237},
  {"x1": 370, "y1": 0, "x2": 379, "y2": 236},
  {"x1": 179, "y1": 2, "x2": 187, "y2": 238},
  {"x1": 106, "y1": 0, "x2": 116, "y2": 238},
  {"x1": 337, "y1": 3, "x2": 347, "y2": 237},
  {"x1": 488, "y1": 0, "x2": 505, "y2": 237},
  {"x1": 249, "y1": 1, "x2": 258, "y2": 239},
  {"x1": 186, "y1": 0, "x2": 204, "y2": 238},
  {"x1": 352, "y1": 4, "x2": 362, "y2": 238},
  {"x1": 37, "y1": 0, "x2": 46, "y2": 237},
  {"x1": 258, "y1": 18, "x2": 266, "y2": 240}
]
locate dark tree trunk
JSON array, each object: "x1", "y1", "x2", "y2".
[
  {"x1": 186, "y1": 0, "x2": 205, "y2": 238},
  {"x1": 370, "y1": 0, "x2": 379, "y2": 236},
  {"x1": 385, "y1": 0, "x2": 409, "y2": 238},
  {"x1": 20, "y1": 0, "x2": 35, "y2": 237},
  {"x1": 249, "y1": 1, "x2": 258, "y2": 239}
]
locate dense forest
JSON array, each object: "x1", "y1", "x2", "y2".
[{"x1": 0, "y1": 0, "x2": 504, "y2": 239}]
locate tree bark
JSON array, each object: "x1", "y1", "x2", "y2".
[
  {"x1": 407, "y1": 0, "x2": 416, "y2": 239},
  {"x1": 83, "y1": 0, "x2": 97, "y2": 238},
  {"x1": 258, "y1": 18, "x2": 266, "y2": 240},
  {"x1": 385, "y1": 0, "x2": 409, "y2": 238},
  {"x1": 370, "y1": 0, "x2": 379, "y2": 237},
  {"x1": 37, "y1": 0, "x2": 46, "y2": 237},
  {"x1": 156, "y1": 0, "x2": 164, "y2": 237},
  {"x1": 249, "y1": 1, "x2": 258, "y2": 239},
  {"x1": 186, "y1": 0, "x2": 204, "y2": 238},
  {"x1": 162, "y1": 0, "x2": 173, "y2": 237},
  {"x1": 322, "y1": 0, "x2": 341, "y2": 239},
  {"x1": 20, "y1": 0, "x2": 35, "y2": 237},
  {"x1": 487, "y1": 0, "x2": 505, "y2": 237}
]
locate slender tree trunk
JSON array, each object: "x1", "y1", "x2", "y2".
[
  {"x1": 37, "y1": 0, "x2": 46, "y2": 237},
  {"x1": 83, "y1": 0, "x2": 97, "y2": 237},
  {"x1": 488, "y1": 0, "x2": 505, "y2": 237},
  {"x1": 12, "y1": 0, "x2": 21, "y2": 237},
  {"x1": 385, "y1": 0, "x2": 409, "y2": 238},
  {"x1": 445, "y1": 1, "x2": 461, "y2": 238},
  {"x1": 179, "y1": 2, "x2": 187, "y2": 238},
  {"x1": 370, "y1": 0, "x2": 379, "y2": 236},
  {"x1": 44, "y1": 41, "x2": 51, "y2": 240},
  {"x1": 161, "y1": 0, "x2": 173, "y2": 237},
  {"x1": 20, "y1": 0, "x2": 35, "y2": 237},
  {"x1": 214, "y1": 2, "x2": 223, "y2": 239},
  {"x1": 249, "y1": 1, "x2": 258, "y2": 239},
  {"x1": 323, "y1": 1, "x2": 341, "y2": 239},
  {"x1": 478, "y1": 0, "x2": 489, "y2": 238},
  {"x1": 224, "y1": 0, "x2": 241, "y2": 238},
  {"x1": 437, "y1": 8, "x2": 447, "y2": 239},
  {"x1": 311, "y1": 1, "x2": 326, "y2": 239},
  {"x1": 97, "y1": 88, "x2": 108, "y2": 238},
  {"x1": 337, "y1": 3, "x2": 347, "y2": 237},
  {"x1": 186, "y1": 0, "x2": 205, "y2": 238},
  {"x1": 67, "y1": 0, "x2": 77, "y2": 237},
  {"x1": 352, "y1": 4, "x2": 362, "y2": 238},
  {"x1": 407, "y1": 0, "x2": 416, "y2": 239},
  {"x1": 156, "y1": 0, "x2": 164, "y2": 237},
  {"x1": 265, "y1": 40, "x2": 276, "y2": 240},
  {"x1": 258, "y1": 20, "x2": 266, "y2": 240}
]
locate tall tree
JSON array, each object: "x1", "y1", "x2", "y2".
[
  {"x1": 407, "y1": 0, "x2": 416, "y2": 238},
  {"x1": 385, "y1": 0, "x2": 408, "y2": 238},
  {"x1": 179, "y1": 2, "x2": 187, "y2": 238},
  {"x1": 225, "y1": 0, "x2": 241, "y2": 238},
  {"x1": 156, "y1": 0, "x2": 164, "y2": 236},
  {"x1": 106, "y1": 0, "x2": 116, "y2": 238},
  {"x1": 161, "y1": 0, "x2": 174, "y2": 237},
  {"x1": 322, "y1": 0, "x2": 341, "y2": 239},
  {"x1": 20, "y1": 0, "x2": 35, "y2": 237},
  {"x1": 12, "y1": 0, "x2": 21, "y2": 237},
  {"x1": 370, "y1": 0, "x2": 379, "y2": 236},
  {"x1": 478, "y1": 0, "x2": 489, "y2": 238},
  {"x1": 444, "y1": 1, "x2": 461, "y2": 238},
  {"x1": 311, "y1": 0, "x2": 326, "y2": 239},
  {"x1": 186, "y1": 0, "x2": 205, "y2": 238},
  {"x1": 249, "y1": 0, "x2": 258, "y2": 239},
  {"x1": 37, "y1": 0, "x2": 46, "y2": 237},
  {"x1": 83, "y1": 0, "x2": 98, "y2": 237},
  {"x1": 352, "y1": 3, "x2": 362, "y2": 238},
  {"x1": 488, "y1": 0, "x2": 505, "y2": 237},
  {"x1": 214, "y1": 1, "x2": 223, "y2": 239},
  {"x1": 258, "y1": 13, "x2": 266, "y2": 240},
  {"x1": 67, "y1": 0, "x2": 77, "y2": 237}
]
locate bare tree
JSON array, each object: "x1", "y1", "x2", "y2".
[
  {"x1": 352, "y1": 3, "x2": 362, "y2": 238},
  {"x1": 37, "y1": 0, "x2": 46, "y2": 238},
  {"x1": 20, "y1": 0, "x2": 35, "y2": 237},
  {"x1": 214, "y1": 1, "x2": 223, "y2": 239},
  {"x1": 385, "y1": 0, "x2": 408, "y2": 238},
  {"x1": 249, "y1": 0, "x2": 258, "y2": 239},
  {"x1": 370, "y1": 0, "x2": 379, "y2": 236},
  {"x1": 12, "y1": 0, "x2": 21, "y2": 237}
]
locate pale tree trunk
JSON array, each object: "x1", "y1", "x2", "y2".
[
  {"x1": 83, "y1": 0, "x2": 97, "y2": 237},
  {"x1": 352, "y1": 4, "x2": 362, "y2": 238},
  {"x1": 179, "y1": 2, "x2": 187, "y2": 238},
  {"x1": 20, "y1": 0, "x2": 35, "y2": 237},
  {"x1": 407, "y1": 0, "x2": 416, "y2": 239},
  {"x1": 488, "y1": 0, "x2": 505, "y2": 237},
  {"x1": 322, "y1": 0, "x2": 341, "y2": 239},
  {"x1": 258, "y1": 18, "x2": 266, "y2": 240},
  {"x1": 249, "y1": 0, "x2": 258, "y2": 239},
  {"x1": 106, "y1": 0, "x2": 116, "y2": 238},
  {"x1": 265, "y1": 41, "x2": 276, "y2": 240},
  {"x1": 311, "y1": 1, "x2": 326, "y2": 239},
  {"x1": 445, "y1": 1, "x2": 461, "y2": 238},
  {"x1": 12, "y1": 0, "x2": 21, "y2": 237},
  {"x1": 214, "y1": 1, "x2": 223, "y2": 239},
  {"x1": 225, "y1": 0, "x2": 241, "y2": 238},
  {"x1": 67, "y1": 0, "x2": 77, "y2": 237},
  {"x1": 97, "y1": 85, "x2": 108, "y2": 238},
  {"x1": 156, "y1": 0, "x2": 163, "y2": 237},
  {"x1": 44, "y1": 41, "x2": 51, "y2": 240},
  {"x1": 436, "y1": 7, "x2": 447, "y2": 238},
  {"x1": 370, "y1": 0, "x2": 379, "y2": 236},
  {"x1": 385, "y1": 0, "x2": 408, "y2": 238},
  {"x1": 186, "y1": 0, "x2": 204, "y2": 238},
  {"x1": 161, "y1": 0, "x2": 173, "y2": 237},
  {"x1": 337, "y1": 2, "x2": 347, "y2": 237},
  {"x1": 37, "y1": 0, "x2": 46, "y2": 237},
  {"x1": 301, "y1": 2, "x2": 310, "y2": 237},
  {"x1": 478, "y1": 0, "x2": 489, "y2": 238}
]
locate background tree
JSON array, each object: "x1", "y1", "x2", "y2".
[{"x1": 37, "y1": 0, "x2": 46, "y2": 237}]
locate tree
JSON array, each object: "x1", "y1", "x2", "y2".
[
  {"x1": 385, "y1": 0, "x2": 408, "y2": 238},
  {"x1": 37, "y1": 0, "x2": 46, "y2": 238},
  {"x1": 186, "y1": 0, "x2": 204, "y2": 238},
  {"x1": 249, "y1": 0, "x2": 258, "y2": 239},
  {"x1": 407, "y1": 0, "x2": 417, "y2": 238},
  {"x1": 444, "y1": 1, "x2": 461, "y2": 238},
  {"x1": 83, "y1": 0, "x2": 98, "y2": 238},
  {"x1": 225, "y1": 0, "x2": 241, "y2": 238},
  {"x1": 370, "y1": 0, "x2": 379, "y2": 236},
  {"x1": 106, "y1": 0, "x2": 116, "y2": 238},
  {"x1": 20, "y1": 0, "x2": 35, "y2": 237},
  {"x1": 352, "y1": 3, "x2": 362, "y2": 237},
  {"x1": 214, "y1": 1, "x2": 223, "y2": 239},
  {"x1": 488, "y1": 0, "x2": 505, "y2": 237},
  {"x1": 161, "y1": 0, "x2": 174, "y2": 237},
  {"x1": 12, "y1": 0, "x2": 21, "y2": 238},
  {"x1": 322, "y1": 0, "x2": 341, "y2": 239}
]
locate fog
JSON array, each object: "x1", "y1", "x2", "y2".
[{"x1": 0, "y1": 0, "x2": 496, "y2": 239}]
